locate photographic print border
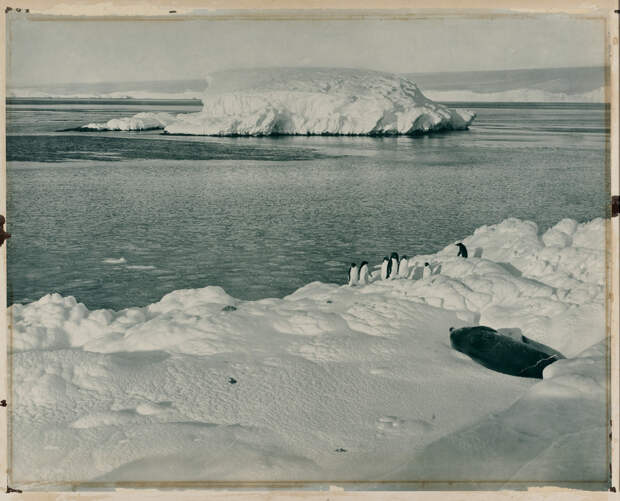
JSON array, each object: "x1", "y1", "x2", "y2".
[{"x1": 0, "y1": 0, "x2": 618, "y2": 497}]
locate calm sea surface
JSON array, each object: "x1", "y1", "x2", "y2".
[{"x1": 6, "y1": 100, "x2": 609, "y2": 309}]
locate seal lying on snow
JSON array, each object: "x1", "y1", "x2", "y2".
[{"x1": 449, "y1": 326, "x2": 565, "y2": 379}]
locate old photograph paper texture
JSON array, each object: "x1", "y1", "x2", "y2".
[{"x1": 2, "y1": 2, "x2": 617, "y2": 492}]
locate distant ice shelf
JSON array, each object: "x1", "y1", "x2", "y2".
[{"x1": 423, "y1": 86, "x2": 606, "y2": 103}]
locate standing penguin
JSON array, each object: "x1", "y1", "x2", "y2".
[
  {"x1": 390, "y1": 252, "x2": 399, "y2": 279},
  {"x1": 398, "y1": 255, "x2": 409, "y2": 278},
  {"x1": 381, "y1": 257, "x2": 390, "y2": 280},
  {"x1": 423, "y1": 262, "x2": 432, "y2": 279},
  {"x1": 456, "y1": 243, "x2": 468, "y2": 258},
  {"x1": 348, "y1": 263, "x2": 359, "y2": 286},
  {"x1": 359, "y1": 261, "x2": 370, "y2": 285}
]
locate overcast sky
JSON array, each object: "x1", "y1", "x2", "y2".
[{"x1": 7, "y1": 13, "x2": 606, "y2": 86}]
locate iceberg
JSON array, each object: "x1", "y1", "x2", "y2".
[
  {"x1": 80, "y1": 112, "x2": 178, "y2": 131},
  {"x1": 9, "y1": 217, "x2": 607, "y2": 488},
  {"x1": 76, "y1": 68, "x2": 476, "y2": 135}
]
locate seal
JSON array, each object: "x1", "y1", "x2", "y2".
[{"x1": 449, "y1": 325, "x2": 564, "y2": 379}]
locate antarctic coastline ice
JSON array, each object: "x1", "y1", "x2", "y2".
[
  {"x1": 79, "y1": 68, "x2": 476, "y2": 135},
  {"x1": 9, "y1": 217, "x2": 608, "y2": 488},
  {"x1": 11, "y1": 86, "x2": 605, "y2": 103},
  {"x1": 424, "y1": 86, "x2": 606, "y2": 104},
  {"x1": 10, "y1": 67, "x2": 606, "y2": 104}
]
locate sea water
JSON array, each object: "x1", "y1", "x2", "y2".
[{"x1": 6, "y1": 100, "x2": 608, "y2": 309}]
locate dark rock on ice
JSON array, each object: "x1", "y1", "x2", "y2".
[
  {"x1": 222, "y1": 305, "x2": 237, "y2": 312},
  {"x1": 228, "y1": 377, "x2": 237, "y2": 384},
  {"x1": 449, "y1": 325, "x2": 564, "y2": 379}
]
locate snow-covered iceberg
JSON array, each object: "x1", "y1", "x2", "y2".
[
  {"x1": 9, "y1": 217, "x2": 607, "y2": 488},
  {"x1": 81, "y1": 112, "x2": 178, "y2": 131},
  {"x1": 77, "y1": 68, "x2": 476, "y2": 135}
]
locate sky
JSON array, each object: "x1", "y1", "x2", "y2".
[{"x1": 7, "y1": 12, "x2": 607, "y2": 87}]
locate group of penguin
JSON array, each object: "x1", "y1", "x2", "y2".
[
  {"x1": 347, "y1": 243, "x2": 468, "y2": 287},
  {"x1": 347, "y1": 252, "x2": 429, "y2": 286}
]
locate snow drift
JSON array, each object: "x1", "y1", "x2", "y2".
[
  {"x1": 79, "y1": 68, "x2": 475, "y2": 135},
  {"x1": 9, "y1": 217, "x2": 608, "y2": 488}
]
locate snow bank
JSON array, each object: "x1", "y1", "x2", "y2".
[
  {"x1": 81, "y1": 112, "x2": 177, "y2": 131},
  {"x1": 77, "y1": 68, "x2": 475, "y2": 135},
  {"x1": 9, "y1": 217, "x2": 607, "y2": 488},
  {"x1": 393, "y1": 340, "x2": 608, "y2": 484}
]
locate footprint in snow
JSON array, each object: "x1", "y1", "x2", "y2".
[
  {"x1": 376, "y1": 415, "x2": 433, "y2": 434},
  {"x1": 369, "y1": 367, "x2": 389, "y2": 375},
  {"x1": 136, "y1": 401, "x2": 173, "y2": 416},
  {"x1": 377, "y1": 415, "x2": 404, "y2": 430}
]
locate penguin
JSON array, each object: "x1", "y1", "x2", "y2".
[
  {"x1": 456, "y1": 243, "x2": 468, "y2": 258},
  {"x1": 423, "y1": 262, "x2": 432, "y2": 279},
  {"x1": 381, "y1": 257, "x2": 390, "y2": 280},
  {"x1": 398, "y1": 255, "x2": 409, "y2": 278},
  {"x1": 359, "y1": 261, "x2": 370, "y2": 285},
  {"x1": 348, "y1": 263, "x2": 359, "y2": 286},
  {"x1": 389, "y1": 252, "x2": 399, "y2": 280}
]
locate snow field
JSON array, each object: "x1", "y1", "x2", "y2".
[{"x1": 9, "y1": 217, "x2": 608, "y2": 487}]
